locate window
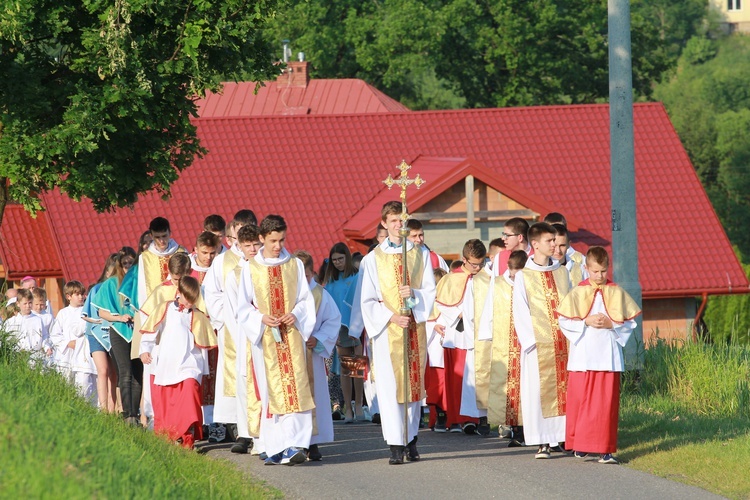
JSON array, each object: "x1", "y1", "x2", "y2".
[{"x1": 728, "y1": 0, "x2": 741, "y2": 11}]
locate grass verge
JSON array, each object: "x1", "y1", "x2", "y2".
[{"x1": 0, "y1": 342, "x2": 281, "y2": 499}]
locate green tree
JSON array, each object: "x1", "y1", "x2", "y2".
[
  {"x1": 0, "y1": 0, "x2": 277, "y2": 220},
  {"x1": 655, "y1": 34, "x2": 750, "y2": 260}
]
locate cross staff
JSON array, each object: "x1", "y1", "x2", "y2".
[{"x1": 382, "y1": 159, "x2": 425, "y2": 450}]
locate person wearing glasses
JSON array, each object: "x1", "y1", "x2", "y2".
[
  {"x1": 433, "y1": 239, "x2": 492, "y2": 437},
  {"x1": 490, "y1": 217, "x2": 532, "y2": 277}
]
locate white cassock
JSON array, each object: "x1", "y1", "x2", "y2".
[
  {"x1": 6, "y1": 312, "x2": 52, "y2": 367},
  {"x1": 50, "y1": 306, "x2": 97, "y2": 404},
  {"x1": 237, "y1": 248, "x2": 316, "y2": 457},
  {"x1": 204, "y1": 244, "x2": 245, "y2": 424},
  {"x1": 359, "y1": 240, "x2": 436, "y2": 446},
  {"x1": 513, "y1": 259, "x2": 569, "y2": 446},
  {"x1": 309, "y1": 281, "x2": 340, "y2": 445}
]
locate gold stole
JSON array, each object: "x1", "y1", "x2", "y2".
[
  {"x1": 568, "y1": 251, "x2": 584, "y2": 287},
  {"x1": 140, "y1": 283, "x2": 177, "y2": 317},
  {"x1": 221, "y1": 251, "x2": 242, "y2": 397},
  {"x1": 140, "y1": 300, "x2": 217, "y2": 350},
  {"x1": 141, "y1": 247, "x2": 187, "y2": 297},
  {"x1": 470, "y1": 273, "x2": 492, "y2": 410},
  {"x1": 306, "y1": 285, "x2": 324, "y2": 435},
  {"x1": 523, "y1": 266, "x2": 571, "y2": 418},
  {"x1": 374, "y1": 246, "x2": 427, "y2": 404},
  {"x1": 435, "y1": 270, "x2": 470, "y2": 307},
  {"x1": 557, "y1": 282, "x2": 642, "y2": 323},
  {"x1": 486, "y1": 278, "x2": 522, "y2": 426},
  {"x1": 249, "y1": 258, "x2": 313, "y2": 415}
]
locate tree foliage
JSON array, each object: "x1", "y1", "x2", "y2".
[
  {"x1": 0, "y1": 0, "x2": 277, "y2": 217},
  {"x1": 264, "y1": 0, "x2": 709, "y2": 109},
  {"x1": 655, "y1": 34, "x2": 750, "y2": 261}
]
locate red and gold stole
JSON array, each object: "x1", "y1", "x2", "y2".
[
  {"x1": 485, "y1": 276, "x2": 523, "y2": 426},
  {"x1": 141, "y1": 246, "x2": 188, "y2": 297},
  {"x1": 522, "y1": 266, "x2": 571, "y2": 418},
  {"x1": 374, "y1": 246, "x2": 427, "y2": 404},
  {"x1": 249, "y1": 258, "x2": 313, "y2": 415},
  {"x1": 221, "y1": 252, "x2": 242, "y2": 397}
]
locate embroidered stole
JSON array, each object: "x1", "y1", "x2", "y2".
[
  {"x1": 249, "y1": 258, "x2": 313, "y2": 415},
  {"x1": 373, "y1": 246, "x2": 427, "y2": 404},
  {"x1": 486, "y1": 277, "x2": 522, "y2": 426},
  {"x1": 523, "y1": 266, "x2": 571, "y2": 418},
  {"x1": 221, "y1": 251, "x2": 242, "y2": 397},
  {"x1": 470, "y1": 273, "x2": 493, "y2": 411},
  {"x1": 140, "y1": 247, "x2": 187, "y2": 298}
]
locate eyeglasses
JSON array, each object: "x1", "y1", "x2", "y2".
[
  {"x1": 464, "y1": 260, "x2": 484, "y2": 269},
  {"x1": 501, "y1": 232, "x2": 518, "y2": 238}
]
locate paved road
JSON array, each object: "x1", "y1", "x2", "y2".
[{"x1": 204, "y1": 421, "x2": 723, "y2": 500}]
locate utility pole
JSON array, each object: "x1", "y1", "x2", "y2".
[{"x1": 608, "y1": 0, "x2": 643, "y2": 367}]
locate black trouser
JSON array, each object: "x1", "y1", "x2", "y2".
[{"x1": 109, "y1": 332, "x2": 143, "y2": 419}]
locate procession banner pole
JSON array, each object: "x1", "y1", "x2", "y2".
[{"x1": 383, "y1": 160, "x2": 424, "y2": 448}]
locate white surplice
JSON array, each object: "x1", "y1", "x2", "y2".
[
  {"x1": 236, "y1": 248, "x2": 316, "y2": 456},
  {"x1": 359, "y1": 240, "x2": 436, "y2": 446}
]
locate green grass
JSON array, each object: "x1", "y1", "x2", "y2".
[
  {"x1": 0, "y1": 331, "x2": 280, "y2": 499},
  {"x1": 617, "y1": 338, "x2": 750, "y2": 499}
]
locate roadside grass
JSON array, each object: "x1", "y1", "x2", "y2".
[
  {"x1": 0, "y1": 330, "x2": 280, "y2": 499},
  {"x1": 618, "y1": 337, "x2": 750, "y2": 499}
]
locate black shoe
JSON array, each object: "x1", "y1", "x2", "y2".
[
  {"x1": 225, "y1": 423, "x2": 239, "y2": 443},
  {"x1": 549, "y1": 445, "x2": 565, "y2": 453},
  {"x1": 406, "y1": 437, "x2": 420, "y2": 462},
  {"x1": 332, "y1": 408, "x2": 344, "y2": 421},
  {"x1": 371, "y1": 413, "x2": 381, "y2": 425},
  {"x1": 462, "y1": 422, "x2": 477, "y2": 435},
  {"x1": 389, "y1": 445, "x2": 405, "y2": 465},
  {"x1": 434, "y1": 409, "x2": 447, "y2": 432},
  {"x1": 231, "y1": 437, "x2": 252, "y2": 454},
  {"x1": 307, "y1": 444, "x2": 323, "y2": 461},
  {"x1": 507, "y1": 439, "x2": 525, "y2": 447},
  {"x1": 477, "y1": 417, "x2": 490, "y2": 436}
]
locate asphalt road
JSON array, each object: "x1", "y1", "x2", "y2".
[{"x1": 204, "y1": 421, "x2": 723, "y2": 500}]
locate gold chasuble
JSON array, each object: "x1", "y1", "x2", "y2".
[
  {"x1": 140, "y1": 247, "x2": 188, "y2": 297},
  {"x1": 249, "y1": 258, "x2": 313, "y2": 415},
  {"x1": 557, "y1": 280, "x2": 642, "y2": 323},
  {"x1": 241, "y1": 264, "x2": 262, "y2": 437},
  {"x1": 470, "y1": 273, "x2": 496, "y2": 411},
  {"x1": 485, "y1": 276, "x2": 522, "y2": 426},
  {"x1": 522, "y1": 266, "x2": 571, "y2": 418},
  {"x1": 374, "y1": 246, "x2": 427, "y2": 404},
  {"x1": 221, "y1": 251, "x2": 242, "y2": 398},
  {"x1": 140, "y1": 300, "x2": 218, "y2": 350}
]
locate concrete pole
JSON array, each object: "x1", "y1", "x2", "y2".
[{"x1": 608, "y1": 0, "x2": 643, "y2": 367}]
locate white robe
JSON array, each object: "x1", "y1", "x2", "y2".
[
  {"x1": 6, "y1": 313, "x2": 52, "y2": 365},
  {"x1": 359, "y1": 239, "x2": 436, "y2": 446},
  {"x1": 205, "y1": 244, "x2": 245, "y2": 424},
  {"x1": 348, "y1": 271, "x2": 379, "y2": 414},
  {"x1": 309, "y1": 281, "x2": 340, "y2": 445},
  {"x1": 50, "y1": 306, "x2": 95, "y2": 377},
  {"x1": 236, "y1": 248, "x2": 316, "y2": 456},
  {"x1": 513, "y1": 258, "x2": 570, "y2": 446}
]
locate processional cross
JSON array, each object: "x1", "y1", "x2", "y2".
[{"x1": 382, "y1": 159, "x2": 425, "y2": 448}]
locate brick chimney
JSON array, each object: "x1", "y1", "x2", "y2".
[{"x1": 277, "y1": 61, "x2": 310, "y2": 88}]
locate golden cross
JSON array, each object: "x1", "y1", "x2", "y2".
[{"x1": 383, "y1": 159, "x2": 425, "y2": 220}]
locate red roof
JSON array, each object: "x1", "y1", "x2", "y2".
[
  {"x1": 0, "y1": 205, "x2": 63, "y2": 280},
  {"x1": 195, "y1": 79, "x2": 409, "y2": 117},
  {"x1": 19, "y1": 102, "x2": 749, "y2": 297}
]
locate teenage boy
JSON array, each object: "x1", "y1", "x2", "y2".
[
  {"x1": 224, "y1": 224, "x2": 263, "y2": 454},
  {"x1": 359, "y1": 201, "x2": 436, "y2": 465},
  {"x1": 551, "y1": 223, "x2": 588, "y2": 287},
  {"x1": 237, "y1": 215, "x2": 316, "y2": 466},
  {"x1": 295, "y1": 250, "x2": 340, "y2": 461},
  {"x1": 487, "y1": 250, "x2": 528, "y2": 446},
  {"x1": 433, "y1": 239, "x2": 489, "y2": 435},
  {"x1": 557, "y1": 246, "x2": 641, "y2": 464},
  {"x1": 513, "y1": 222, "x2": 571, "y2": 459},
  {"x1": 491, "y1": 217, "x2": 531, "y2": 276},
  {"x1": 140, "y1": 276, "x2": 217, "y2": 448},
  {"x1": 544, "y1": 212, "x2": 587, "y2": 272},
  {"x1": 406, "y1": 219, "x2": 449, "y2": 271},
  {"x1": 190, "y1": 231, "x2": 222, "y2": 284},
  {"x1": 203, "y1": 214, "x2": 228, "y2": 252}
]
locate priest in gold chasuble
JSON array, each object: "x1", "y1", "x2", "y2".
[
  {"x1": 360, "y1": 214, "x2": 436, "y2": 449},
  {"x1": 236, "y1": 215, "x2": 316, "y2": 460},
  {"x1": 513, "y1": 222, "x2": 571, "y2": 450}
]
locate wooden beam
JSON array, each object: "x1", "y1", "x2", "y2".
[
  {"x1": 465, "y1": 175, "x2": 475, "y2": 231},
  {"x1": 411, "y1": 209, "x2": 537, "y2": 222}
]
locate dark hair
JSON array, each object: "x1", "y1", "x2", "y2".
[
  {"x1": 505, "y1": 217, "x2": 530, "y2": 241},
  {"x1": 196, "y1": 231, "x2": 221, "y2": 249},
  {"x1": 138, "y1": 230, "x2": 152, "y2": 256},
  {"x1": 551, "y1": 223, "x2": 568, "y2": 238},
  {"x1": 178, "y1": 275, "x2": 201, "y2": 305},
  {"x1": 405, "y1": 219, "x2": 423, "y2": 231},
  {"x1": 168, "y1": 253, "x2": 192, "y2": 277},
  {"x1": 259, "y1": 215, "x2": 286, "y2": 236},
  {"x1": 203, "y1": 214, "x2": 226, "y2": 232},
  {"x1": 323, "y1": 242, "x2": 357, "y2": 284},
  {"x1": 449, "y1": 260, "x2": 462, "y2": 271},
  {"x1": 507, "y1": 250, "x2": 528, "y2": 271},
  {"x1": 149, "y1": 217, "x2": 171, "y2": 234},
  {"x1": 433, "y1": 267, "x2": 447, "y2": 282},
  {"x1": 543, "y1": 212, "x2": 567, "y2": 227},
  {"x1": 489, "y1": 237, "x2": 505, "y2": 249},
  {"x1": 381, "y1": 201, "x2": 402, "y2": 221},
  {"x1": 233, "y1": 209, "x2": 258, "y2": 226},
  {"x1": 237, "y1": 224, "x2": 261, "y2": 244},
  {"x1": 462, "y1": 239, "x2": 487, "y2": 260},
  {"x1": 527, "y1": 222, "x2": 555, "y2": 243},
  {"x1": 113, "y1": 246, "x2": 137, "y2": 283},
  {"x1": 586, "y1": 246, "x2": 610, "y2": 267}
]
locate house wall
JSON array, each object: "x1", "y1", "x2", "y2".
[
  {"x1": 710, "y1": 0, "x2": 750, "y2": 33},
  {"x1": 641, "y1": 297, "x2": 698, "y2": 345}
]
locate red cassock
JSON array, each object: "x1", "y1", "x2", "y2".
[
  {"x1": 565, "y1": 371, "x2": 620, "y2": 454},
  {"x1": 152, "y1": 377, "x2": 203, "y2": 448}
]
